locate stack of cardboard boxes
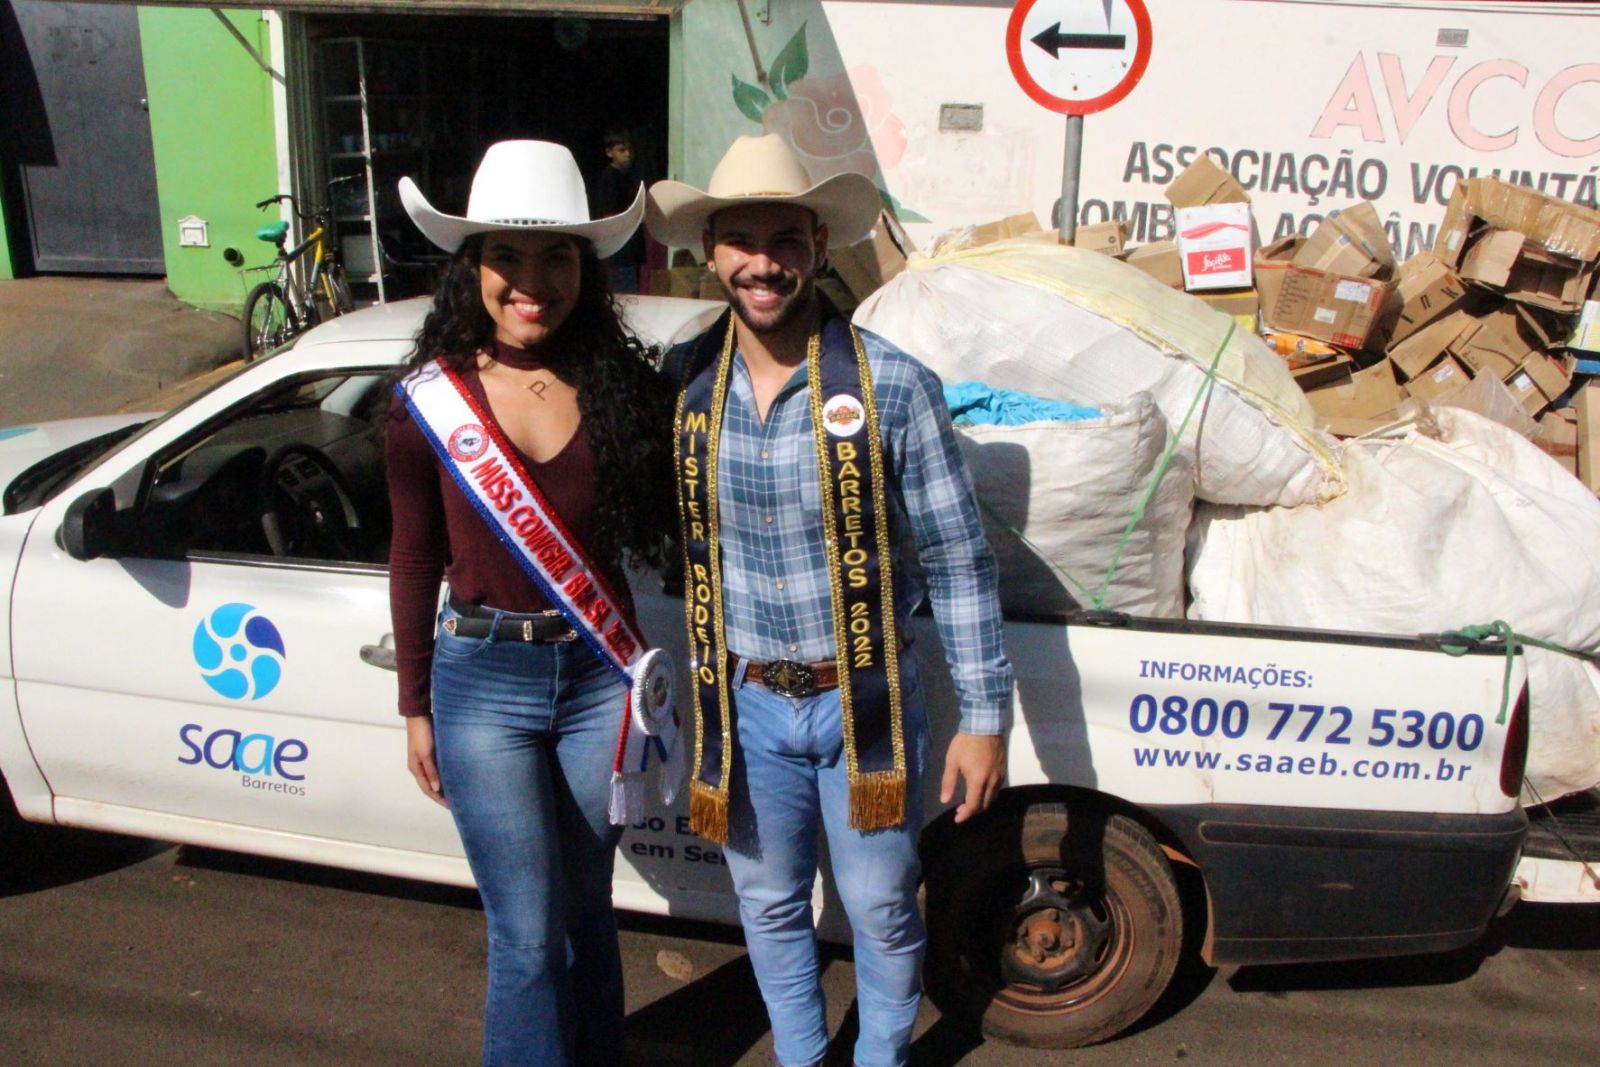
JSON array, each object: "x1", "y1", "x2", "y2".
[
  {"x1": 653, "y1": 159, "x2": 1600, "y2": 502},
  {"x1": 1093, "y1": 164, "x2": 1600, "y2": 501},
  {"x1": 1271, "y1": 178, "x2": 1600, "y2": 500},
  {"x1": 648, "y1": 208, "x2": 917, "y2": 316}
]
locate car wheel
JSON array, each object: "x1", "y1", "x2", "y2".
[{"x1": 923, "y1": 803, "x2": 1183, "y2": 1048}]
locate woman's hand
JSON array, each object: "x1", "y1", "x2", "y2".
[{"x1": 406, "y1": 714, "x2": 448, "y2": 807}]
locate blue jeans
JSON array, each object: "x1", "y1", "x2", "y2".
[
  {"x1": 723, "y1": 650, "x2": 931, "y2": 1067},
  {"x1": 431, "y1": 604, "x2": 627, "y2": 1067}
]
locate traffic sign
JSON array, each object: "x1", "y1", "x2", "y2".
[{"x1": 1006, "y1": 0, "x2": 1152, "y2": 116}]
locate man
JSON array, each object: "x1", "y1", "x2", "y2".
[
  {"x1": 591, "y1": 127, "x2": 646, "y2": 292},
  {"x1": 646, "y1": 134, "x2": 1013, "y2": 1067}
]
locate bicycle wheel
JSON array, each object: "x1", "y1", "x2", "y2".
[
  {"x1": 325, "y1": 262, "x2": 355, "y2": 315},
  {"x1": 242, "y1": 282, "x2": 295, "y2": 362}
]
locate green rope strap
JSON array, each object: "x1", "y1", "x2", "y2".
[
  {"x1": 1092, "y1": 320, "x2": 1235, "y2": 610},
  {"x1": 1438, "y1": 620, "x2": 1600, "y2": 725}
]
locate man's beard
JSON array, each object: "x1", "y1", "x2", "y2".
[{"x1": 724, "y1": 272, "x2": 816, "y2": 336}]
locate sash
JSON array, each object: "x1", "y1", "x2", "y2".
[
  {"x1": 398, "y1": 361, "x2": 680, "y2": 825},
  {"x1": 675, "y1": 312, "x2": 904, "y2": 844}
]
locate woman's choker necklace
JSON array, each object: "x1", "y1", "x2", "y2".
[{"x1": 489, "y1": 338, "x2": 544, "y2": 371}]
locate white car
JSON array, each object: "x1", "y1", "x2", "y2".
[{"x1": 1, "y1": 297, "x2": 1581, "y2": 1050}]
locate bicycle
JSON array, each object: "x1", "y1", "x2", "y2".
[{"x1": 241, "y1": 177, "x2": 358, "y2": 361}]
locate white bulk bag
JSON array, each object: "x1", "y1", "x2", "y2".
[
  {"x1": 955, "y1": 392, "x2": 1193, "y2": 618},
  {"x1": 854, "y1": 240, "x2": 1343, "y2": 508},
  {"x1": 1187, "y1": 407, "x2": 1600, "y2": 799}
]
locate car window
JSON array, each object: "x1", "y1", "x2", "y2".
[{"x1": 141, "y1": 371, "x2": 392, "y2": 567}]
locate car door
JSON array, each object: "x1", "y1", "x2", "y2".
[{"x1": 9, "y1": 361, "x2": 467, "y2": 883}]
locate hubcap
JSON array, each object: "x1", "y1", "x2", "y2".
[{"x1": 998, "y1": 866, "x2": 1118, "y2": 998}]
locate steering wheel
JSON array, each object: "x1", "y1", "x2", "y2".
[{"x1": 257, "y1": 443, "x2": 364, "y2": 559}]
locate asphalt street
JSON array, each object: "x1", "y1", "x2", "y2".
[
  {"x1": 1, "y1": 814, "x2": 1596, "y2": 1066},
  {"x1": 0, "y1": 277, "x2": 241, "y2": 427}
]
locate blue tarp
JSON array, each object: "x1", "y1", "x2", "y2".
[{"x1": 944, "y1": 381, "x2": 1102, "y2": 427}]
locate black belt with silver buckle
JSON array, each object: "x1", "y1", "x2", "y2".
[{"x1": 444, "y1": 598, "x2": 577, "y2": 644}]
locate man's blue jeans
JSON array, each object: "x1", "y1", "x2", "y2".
[
  {"x1": 431, "y1": 605, "x2": 626, "y2": 1067},
  {"x1": 722, "y1": 650, "x2": 932, "y2": 1067}
]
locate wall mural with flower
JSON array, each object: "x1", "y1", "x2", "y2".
[{"x1": 729, "y1": 24, "x2": 926, "y2": 222}]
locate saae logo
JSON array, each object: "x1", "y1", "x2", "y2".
[
  {"x1": 178, "y1": 723, "x2": 309, "y2": 782},
  {"x1": 193, "y1": 603, "x2": 286, "y2": 700}
]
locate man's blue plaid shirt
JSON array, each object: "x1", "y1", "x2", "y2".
[{"x1": 672, "y1": 323, "x2": 1013, "y2": 735}]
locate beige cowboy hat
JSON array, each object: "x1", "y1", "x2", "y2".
[
  {"x1": 399, "y1": 139, "x2": 643, "y2": 258},
  {"x1": 646, "y1": 134, "x2": 881, "y2": 249}
]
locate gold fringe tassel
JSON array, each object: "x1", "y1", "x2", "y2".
[
  {"x1": 848, "y1": 771, "x2": 907, "y2": 831},
  {"x1": 690, "y1": 781, "x2": 730, "y2": 844}
]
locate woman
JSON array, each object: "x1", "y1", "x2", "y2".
[{"x1": 385, "y1": 140, "x2": 674, "y2": 1066}]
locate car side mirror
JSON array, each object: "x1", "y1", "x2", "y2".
[{"x1": 59, "y1": 487, "x2": 118, "y2": 561}]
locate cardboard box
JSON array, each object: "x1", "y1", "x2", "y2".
[
  {"x1": 1116, "y1": 241, "x2": 1183, "y2": 288},
  {"x1": 1434, "y1": 177, "x2": 1600, "y2": 267},
  {"x1": 1196, "y1": 287, "x2": 1259, "y2": 317},
  {"x1": 1074, "y1": 220, "x2": 1130, "y2": 255},
  {"x1": 1402, "y1": 371, "x2": 1533, "y2": 439},
  {"x1": 1537, "y1": 408, "x2": 1582, "y2": 477},
  {"x1": 1387, "y1": 254, "x2": 1470, "y2": 345},
  {"x1": 1164, "y1": 153, "x2": 1250, "y2": 208},
  {"x1": 830, "y1": 209, "x2": 914, "y2": 301},
  {"x1": 1571, "y1": 300, "x2": 1600, "y2": 354},
  {"x1": 1458, "y1": 228, "x2": 1596, "y2": 313},
  {"x1": 816, "y1": 277, "x2": 859, "y2": 314},
  {"x1": 1177, "y1": 203, "x2": 1254, "y2": 290},
  {"x1": 970, "y1": 211, "x2": 1046, "y2": 247},
  {"x1": 1304, "y1": 359, "x2": 1404, "y2": 422},
  {"x1": 651, "y1": 264, "x2": 711, "y2": 299},
  {"x1": 1516, "y1": 350, "x2": 1573, "y2": 405},
  {"x1": 1401, "y1": 355, "x2": 1472, "y2": 402},
  {"x1": 1386, "y1": 306, "x2": 1476, "y2": 380},
  {"x1": 1579, "y1": 380, "x2": 1600, "y2": 494},
  {"x1": 697, "y1": 272, "x2": 729, "y2": 302},
  {"x1": 1539, "y1": 408, "x2": 1579, "y2": 450},
  {"x1": 1505, "y1": 368, "x2": 1551, "y2": 416},
  {"x1": 1290, "y1": 353, "x2": 1356, "y2": 391},
  {"x1": 1449, "y1": 306, "x2": 1544, "y2": 381},
  {"x1": 1292, "y1": 201, "x2": 1396, "y2": 280},
  {"x1": 1255, "y1": 235, "x2": 1397, "y2": 350}
]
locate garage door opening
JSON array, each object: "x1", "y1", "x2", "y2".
[{"x1": 294, "y1": 11, "x2": 669, "y2": 301}]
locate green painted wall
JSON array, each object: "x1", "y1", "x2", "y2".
[{"x1": 139, "y1": 6, "x2": 279, "y2": 314}]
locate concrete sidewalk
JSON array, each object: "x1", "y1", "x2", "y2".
[{"x1": 0, "y1": 277, "x2": 242, "y2": 427}]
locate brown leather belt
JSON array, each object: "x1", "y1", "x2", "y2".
[{"x1": 730, "y1": 653, "x2": 839, "y2": 698}]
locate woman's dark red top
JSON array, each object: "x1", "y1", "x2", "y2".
[{"x1": 385, "y1": 342, "x2": 617, "y2": 718}]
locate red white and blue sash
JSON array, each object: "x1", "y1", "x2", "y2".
[{"x1": 398, "y1": 360, "x2": 680, "y2": 823}]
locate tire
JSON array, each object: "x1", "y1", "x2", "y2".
[
  {"x1": 327, "y1": 263, "x2": 355, "y2": 315},
  {"x1": 242, "y1": 282, "x2": 295, "y2": 362},
  {"x1": 313, "y1": 263, "x2": 354, "y2": 322},
  {"x1": 923, "y1": 804, "x2": 1183, "y2": 1049}
]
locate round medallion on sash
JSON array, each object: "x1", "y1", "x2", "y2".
[
  {"x1": 822, "y1": 394, "x2": 866, "y2": 437},
  {"x1": 448, "y1": 424, "x2": 489, "y2": 461},
  {"x1": 630, "y1": 647, "x2": 677, "y2": 736}
]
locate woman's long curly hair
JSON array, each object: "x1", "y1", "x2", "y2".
[{"x1": 398, "y1": 233, "x2": 676, "y2": 571}]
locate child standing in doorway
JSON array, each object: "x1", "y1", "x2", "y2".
[{"x1": 592, "y1": 128, "x2": 646, "y2": 293}]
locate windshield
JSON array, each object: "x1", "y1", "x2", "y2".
[
  {"x1": 2, "y1": 421, "x2": 150, "y2": 514},
  {"x1": 0, "y1": 355, "x2": 269, "y2": 515}
]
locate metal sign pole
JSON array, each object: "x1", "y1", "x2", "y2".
[{"x1": 1059, "y1": 112, "x2": 1083, "y2": 244}]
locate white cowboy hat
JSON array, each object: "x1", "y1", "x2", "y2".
[
  {"x1": 399, "y1": 140, "x2": 643, "y2": 258},
  {"x1": 646, "y1": 134, "x2": 881, "y2": 249}
]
